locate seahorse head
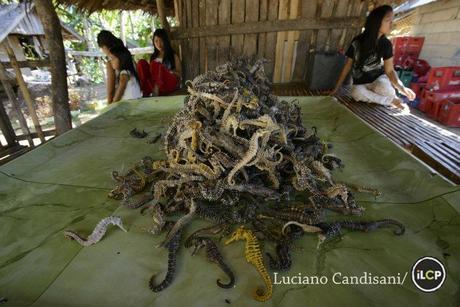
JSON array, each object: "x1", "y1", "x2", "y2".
[
  {"x1": 111, "y1": 216, "x2": 128, "y2": 232},
  {"x1": 224, "y1": 226, "x2": 248, "y2": 245}
]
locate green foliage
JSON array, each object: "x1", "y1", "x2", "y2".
[{"x1": 78, "y1": 57, "x2": 104, "y2": 84}]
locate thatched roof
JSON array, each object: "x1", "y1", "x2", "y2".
[
  {"x1": 56, "y1": 0, "x2": 175, "y2": 15},
  {"x1": 0, "y1": 2, "x2": 83, "y2": 43}
]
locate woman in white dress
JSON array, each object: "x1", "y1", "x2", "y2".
[{"x1": 108, "y1": 46, "x2": 142, "y2": 102}]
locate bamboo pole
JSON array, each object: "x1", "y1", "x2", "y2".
[
  {"x1": 0, "y1": 61, "x2": 34, "y2": 147},
  {"x1": 3, "y1": 39, "x2": 45, "y2": 143}
]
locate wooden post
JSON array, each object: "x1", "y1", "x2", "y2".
[
  {"x1": 35, "y1": 0, "x2": 72, "y2": 136},
  {"x1": 173, "y1": 0, "x2": 181, "y2": 26},
  {"x1": 0, "y1": 100, "x2": 17, "y2": 147},
  {"x1": 0, "y1": 61, "x2": 34, "y2": 147},
  {"x1": 120, "y1": 11, "x2": 126, "y2": 45},
  {"x1": 156, "y1": 0, "x2": 170, "y2": 31},
  {"x1": 3, "y1": 40, "x2": 45, "y2": 143}
]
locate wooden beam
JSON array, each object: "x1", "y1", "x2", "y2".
[
  {"x1": 0, "y1": 145, "x2": 31, "y2": 166},
  {"x1": 0, "y1": 59, "x2": 50, "y2": 69},
  {"x1": 170, "y1": 17, "x2": 364, "y2": 40},
  {"x1": 0, "y1": 61, "x2": 34, "y2": 146},
  {"x1": 35, "y1": 0, "x2": 72, "y2": 136},
  {"x1": 3, "y1": 40, "x2": 45, "y2": 143},
  {"x1": 0, "y1": 144, "x2": 27, "y2": 157},
  {"x1": 156, "y1": 0, "x2": 170, "y2": 31},
  {"x1": 67, "y1": 47, "x2": 156, "y2": 57},
  {"x1": 16, "y1": 128, "x2": 56, "y2": 141}
]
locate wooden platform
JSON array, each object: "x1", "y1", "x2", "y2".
[
  {"x1": 0, "y1": 144, "x2": 31, "y2": 166},
  {"x1": 270, "y1": 83, "x2": 460, "y2": 184}
]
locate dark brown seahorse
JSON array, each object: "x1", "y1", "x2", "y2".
[
  {"x1": 264, "y1": 221, "x2": 305, "y2": 272},
  {"x1": 317, "y1": 219, "x2": 405, "y2": 240},
  {"x1": 266, "y1": 243, "x2": 292, "y2": 272},
  {"x1": 189, "y1": 237, "x2": 235, "y2": 289},
  {"x1": 130, "y1": 128, "x2": 148, "y2": 138},
  {"x1": 149, "y1": 227, "x2": 183, "y2": 292}
]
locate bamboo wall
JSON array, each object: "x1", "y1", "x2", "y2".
[{"x1": 173, "y1": 0, "x2": 368, "y2": 84}]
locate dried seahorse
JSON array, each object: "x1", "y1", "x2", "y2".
[
  {"x1": 219, "y1": 90, "x2": 239, "y2": 129},
  {"x1": 310, "y1": 160, "x2": 334, "y2": 185},
  {"x1": 130, "y1": 128, "x2": 148, "y2": 138},
  {"x1": 187, "y1": 86, "x2": 228, "y2": 106},
  {"x1": 225, "y1": 226, "x2": 272, "y2": 302},
  {"x1": 189, "y1": 237, "x2": 235, "y2": 289},
  {"x1": 317, "y1": 219, "x2": 405, "y2": 241},
  {"x1": 141, "y1": 205, "x2": 166, "y2": 235},
  {"x1": 325, "y1": 184, "x2": 349, "y2": 204},
  {"x1": 266, "y1": 243, "x2": 292, "y2": 272},
  {"x1": 221, "y1": 114, "x2": 240, "y2": 136},
  {"x1": 321, "y1": 154, "x2": 343, "y2": 170},
  {"x1": 184, "y1": 223, "x2": 230, "y2": 247},
  {"x1": 149, "y1": 227, "x2": 183, "y2": 292},
  {"x1": 227, "y1": 129, "x2": 270, "y2": 185},
  {"x1": 190, "y1": 120, "x2": 202, "y2": 151},
  {"x1": 147, "y1": 133, "x2": 162, "y2": 144},
  {"x1": 64, "y1": 216, "x2": 127, "y2": 246},
  {"x1": 343, "y1": 182, "x2": 382, "y2": 198},
  {"x1": 281, "y1": 221, "x2": 323, "y2": 235},
  {"x1": 159, "y1": 199, "x2": 197, "y2": 247}
]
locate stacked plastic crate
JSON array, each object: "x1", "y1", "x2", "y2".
[
  {"x1": 392, "y1": 36, "x2": 428, "y2": 108},
  {"x1": 419, "y1": 67, "x2": 460, "y2": 127}
]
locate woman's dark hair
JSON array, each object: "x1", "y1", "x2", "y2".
[
  {"x1": 151, "y1": 29, "x2": 176, "y2": 70},
  {"x1": 97, "y1": 30, "x2": 124, "y2": 50},
  {"x1": 356, "y1": 5, "x2": 393, "y2": 65},
  {"x1": 110, "y1": 46, "x2": 140, "y2": 84}
]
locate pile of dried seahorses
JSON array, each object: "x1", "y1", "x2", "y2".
[{"x1": 64, "y1": 58, "x2": 405, "y2": 302}]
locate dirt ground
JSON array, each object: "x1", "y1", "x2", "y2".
[{"x1": 1, "y1": 82, "x2": 107, "y2": 131}]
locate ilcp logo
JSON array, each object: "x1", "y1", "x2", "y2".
[{"x1": 411, "y1": 256, "x2": 446, "y2": 292}]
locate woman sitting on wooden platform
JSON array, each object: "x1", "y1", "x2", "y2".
[
  {"x1": 331, "y1": 5, "x2": 415, "y2": 110},
  {"x1": 137, "y1": 29, "x2": 181, "y2": 97}
]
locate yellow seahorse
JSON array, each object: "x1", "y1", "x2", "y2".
[{"x1": 225, "y1": 226, "x2": 272, "y2": 302}]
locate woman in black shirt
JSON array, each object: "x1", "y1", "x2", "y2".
[{"x1": 331, "y1": 5, "x2": 415, "y2": 109}]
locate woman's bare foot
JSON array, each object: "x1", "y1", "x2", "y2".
[{"x1": 391, "y1": 98, "x2": 404, "y2": 110}]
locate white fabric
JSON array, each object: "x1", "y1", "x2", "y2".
[
  {"x1": 119, "y1": 70, "x2": 142, "y2": 100},
  {"x1": 350, "y1": 74, "x2": 396, "y2": 106}
]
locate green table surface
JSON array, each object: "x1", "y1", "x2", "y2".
[{"x1": 0, "y1": 96, "x2": 459, "y2": 307}]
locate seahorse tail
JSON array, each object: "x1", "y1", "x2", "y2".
[
  {"x1": 368, "y1": 219, "x2": 405, "y2": 235},
  {"x1": 149, "y1": 257, "x2": 176, "y2": 292},
  {"x1": 216, "y1": 260, "x2": 235, "y2": 289},
  {"x1": 253, "y1": 283, "x2": 272, "y2": 302},
  {"x1": 63, "y1": 231, "x2": 90, "y2": 246},
  {"x1": 253, "y1": 264, "x2": 272, "y2": 301}
]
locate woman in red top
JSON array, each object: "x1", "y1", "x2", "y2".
[{"x1": 137, "y1": 29, "x2": 182, "y2": 96}]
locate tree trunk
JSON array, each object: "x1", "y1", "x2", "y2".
[{"x1": 35, "y1": 0, "x2": 72, "y2": 135}]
